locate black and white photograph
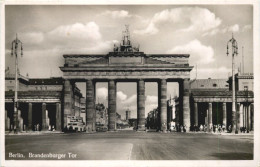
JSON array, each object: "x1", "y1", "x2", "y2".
[{"x1": 0, "y1": 1, "x2": 259, "y2": 167}]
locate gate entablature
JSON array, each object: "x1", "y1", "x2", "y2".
[{"x1": 60, "y1": 53, "x2": 193, "y2": 80}]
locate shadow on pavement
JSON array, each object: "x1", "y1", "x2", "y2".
[{"x1": 210, "y1": 152, "x2": 253, "y2": 160}]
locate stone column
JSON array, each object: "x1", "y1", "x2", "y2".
[
  {"x1": 208, "y1": 102, "x2": 212, "y2": 132},
  {"x1": 42, "y1": 103, "x2": 48, "y2": 131},
  {"x1": 205, "y1": 109, "x2": 208, "y2": 126},
  {"x1": 64, "y1": 80, "x2": 73, "y2": 130},
  {"x1": 244, "y1": 105, "x2": 246, "y2": 129},
  {"x1": 137, "y1": 79, "x2": 145, "y2": 131},
  {"x1": 183, "y1": 79, "x2": 190, "y2": 132},
  {"x1": 18, "y1": 109, "x2": 23, "y2": 132},
  {"x1": 5, "y1": 109, "x2": 10, "y2": 131},
  {"x1": 239, "y1": 103, "x2": 243, "y2": 128},
  {"x1": 251, "y1": 103, "x2": 254, "y2": 131},
  {"x1": 159, "y1": 79, "x2": 167, "y2": 132},
  {"x1": 28, "y1": 103, "x2": 32, "y2": 131},
  {"x1": 86, "y1": 79, "x2": 95, "y2": 133},
  {"x1": 93, "y1": 82, "x2": 96, "y2": 132},
  {"x1": 56, "y1": 103, "x2": 61, "y2": 131},
  {"x1": 194, "y1": 102, "x2": 198, "y2": 126},
  {"x1": 236, "y1": 103, "x2": 241, "y2": 131},
  {"x1": 248, "y1": 104, "x2": 251, "y2": 131},
  {"x1": 222, "y1": 102, "x2": 227, "y2": 127},
  {"x1": 108, "y1": 80, "x2": 117, "y2": 131}
]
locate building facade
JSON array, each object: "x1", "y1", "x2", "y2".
[
  {"x1": 5, "y1": 72, "x2": 83, "y2": 132},
  {"x1": 189, "y1": 74, "x2": 254, "y2": 132}
]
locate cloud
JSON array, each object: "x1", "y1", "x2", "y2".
[
  {"x1": 228, "y1": 24, "x2": 239, "y2": 32},
  {"x1": 48, "y1": 22, "x2": 102, "y2": 41},
  {"x1": 145, "y1": 95, "x2": 158, "y2": 116},
  {"x1": 242, "y1": 24, "x2": 252, "y2": 32},
  {"x1": 20, "y1": 32, "x2": 44, "y2": 44},
  {"x1": 117, "y1": 91, "x2": 127, "y2": 101},
  {"x1": 191, "y1": 66, "x2": 231, "y2": 79},
  {"x1": 20, "y1": 22, "x2": 118, "y2": 54},
  {"x1": 121, "y1": 95, "x2": 137, "y2": 104},
  {"x1": 99, "y1": 10, "x2": 132, "y2": 19},
  {"x1": 203, "y1": 24, "x2": 252, "y2": 36},
  {"x1": 96, "y1": 87, "x2": 108, "y2": 100},
  {"x1": 134, "y1": 7, "x2": 221, "y2": 35},
  {"x1": 146, "y1": 95, "x2": 158, "y2": 104},
  {"x1": 166, "y1": 39, "x2": 214, "y2": 64}
]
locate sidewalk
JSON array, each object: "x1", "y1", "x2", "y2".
[{"x1": 5, "y1": 131, "x2": 63, "y2": 135}]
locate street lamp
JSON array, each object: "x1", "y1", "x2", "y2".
[
  {"x1": 11, "y1": 34, "x2": 23, "y2": 133},
  {"x1": 226, "y1": 34, "x2": 238, "y2": 134}
]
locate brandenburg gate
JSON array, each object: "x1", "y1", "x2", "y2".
[{"x1": 60, "y1": 27, "x2": 193, "y2": 132}]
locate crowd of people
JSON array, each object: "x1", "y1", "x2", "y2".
[{"x1": 169, "y1": 121, "x2": 250, "y2": 133}]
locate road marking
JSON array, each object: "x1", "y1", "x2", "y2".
[{"x1": 128, "y1": 144, "x2": 133, "y2": 160}]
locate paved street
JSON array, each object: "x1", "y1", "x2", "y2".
[{"x1": 5, "y1": 131, "x2": 253, "y2": 160}]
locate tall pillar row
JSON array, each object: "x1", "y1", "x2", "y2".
[
  {"x1": 64, "y1": 80, "x2": 73, "y2": 130},
  {"x1": 183, "y1": 79, "x2": 190, "y2": 131},
  {"x1": 208, "y1": 102, "x2": 212, "y2": 132},
  {"x1": 56, "y1": 102, "x2": 61, "y2": 131},
  {"x1": 194, "y1": 102, "x2": 198, "y2": 126},
  {"x1": 28, "y1": 103, "x2": 32, "y2": 131},
  {"x1": 159, "y1": 79, "x2": 167, "y2": 132},
  {"x1": 5, "y1": 109, "x2": 10, "y2": 131},
  {"x1": 86, "y1": 79, "x2": 95, "y2": 133},
  {"x1": 236, "y1": 103, "x2": 241, "y2": 130},
  {"x1": 248, "y1": 104, "x2": 251, "y2": 130},
  {"x1": 244, "y1": 105, "x2": 247, "y2": 129},
  {"x1": 137, "y1": 79, "x2": 145, "y2": 131},
  {"x1": 251, "y1": 103, "x2": 254, "y2": 131},
  {"x1": 42, "y1": 103, "x2": 49, "y2": 131},
  {"x1": 239, "y1": 103, "x2": 244, "y2": 127},
  {"x1": 93, "y1": 83, "x2": 96, "y2": 132},
  {"x1": 18, "y1": 109, "x2": 23, "y2": 132},
  {"x1": 108, "y1": 80, "x2": 117, "y2": 131},
  {"x1": 222, "y1": 102, "x2": 227, "y2": 127}
]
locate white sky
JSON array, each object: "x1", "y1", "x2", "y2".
[{"x1": 5, "y1": 5, "x2": 253, "y2": 118}]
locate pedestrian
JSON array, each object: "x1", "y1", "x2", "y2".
[
  {"x1": 222, "y1": 124, "x2": 225, "y2": 132},
  {"x1": 37, "y1": 124, "x2": 40, "y2": 131},
  {"x1": 184, "y1": 125, "x2": 186, "y2": 132},
  {"x1": 14, "y1": 125, "x2": 17, "y2": 134},
  {"x1": 228, "y1": 125, "x2": 232, "y2": 133},
  {"x1": 200, "y1": 124, "x2": 203, "y2": 131},
  {"x1": 218, "y1": 125, "x2": 221, "y2": 133}
]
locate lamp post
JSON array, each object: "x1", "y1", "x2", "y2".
[
  {"x1": 11, "y1": 34, "x2": 23, "y2": 133},
  {"x1": 226, "y1": 34, "x2": 238, "y2": 134}
]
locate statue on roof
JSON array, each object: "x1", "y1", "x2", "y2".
[{"x1": 113, "y1": 25, "x2": 140, "y2": 52}]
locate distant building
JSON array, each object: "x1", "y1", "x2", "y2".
[
  {"x1": 125, "y1": 109, "x2": 131, "y2": 120},
  {"x1": 146, "y1": 108, "x2": 159, "y2": 130},
  {"x1": 95, "y1": 103, "x2": 108, "y2": 127}
]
